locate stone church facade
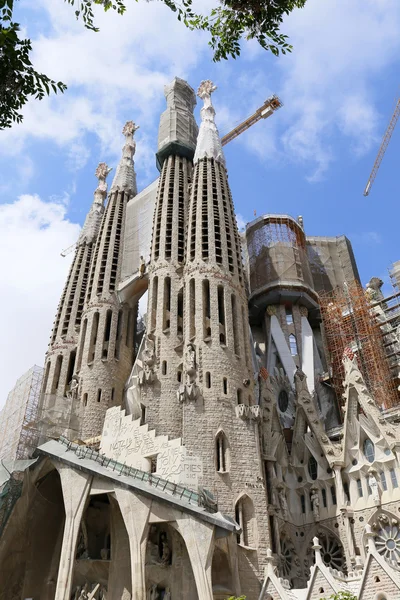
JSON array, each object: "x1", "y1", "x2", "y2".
[{"x1": 1, "y1": 77, "x2": 400, "y2": 600}]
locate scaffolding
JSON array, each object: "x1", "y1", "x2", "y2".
[
  {"x1": 319, "y1": 282, "x2": 399, "y2": 410},
  {"x1": 0, "y1": 366, "x2": 44, "y2": 462},
  {"x1": 245, "y1": 215, "x2": 314, "y2": 295}
]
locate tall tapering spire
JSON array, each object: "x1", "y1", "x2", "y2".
[
  {"x1": 77, "y1": 162, "x2": 111, "y2": 246},
  {"x1": 110, "y1": 120, "x2": 139, "y2": 194},
  {"x1": 193, "y1": 80, "x2": 225, "y2": 166}
]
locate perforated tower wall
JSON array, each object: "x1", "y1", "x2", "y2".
[
  {"x1": 141, "y1": 78, "x2": 198, "y2": 440},
  {"x1": 77, "y1": 125, "x2": 139, "y2": 439}
]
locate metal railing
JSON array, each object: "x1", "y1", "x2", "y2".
[{"x1": 58, "y1": 437, "x2": 217, "y2": 513}]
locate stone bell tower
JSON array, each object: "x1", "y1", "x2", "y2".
[
  {"x1": 140, "y1": 78, "x2": 198, "y2": 440},
  {"x1": 40, "y1": 163, "x2": 110, "y2": 427},
  {"x1": 180, "y1": 80, "x2": 272, "y2": 594},
  {"x1": 76, "y1": 122, "x2": 139, "y2": 439}
]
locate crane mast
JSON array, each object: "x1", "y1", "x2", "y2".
[
  {"x1": 364, "y1": 97, "x2": 400, "y2": 196},
  {"x1": 221, "y1": 94, "x2": 282, "y2": 147}
]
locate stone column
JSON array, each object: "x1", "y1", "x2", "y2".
[
  {"x1": 115, "y1": 489, "x2": 152, "y2": 600},
  {"x1": 174, "y1": 515, "x2": 215, "y2": 600},
  {"x1": 226, "y1": 533, "x2": 242, "y2": 597},
  {"x1": 341, "y1": 508, "x2": 356, "y2": 565},
  {"x1": 54, "y1": 465, "x2": 92, "y2": 600},
  {"x1": 334, "y1": 465, "x2": 346, "y2": 507}
]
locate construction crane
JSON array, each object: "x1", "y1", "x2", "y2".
[
  {"x1": 61, "y1": 242, "x2": 77, "y2": 257},
  {"x1": 221, "y1": 94, "x2": 282, "y2": 147},
  {"x1": 364, "y1": 97, "x2": 400, "y2": 196},
  {"x1": 61, "y1": 94, "x2": 282, "y2": 257}
]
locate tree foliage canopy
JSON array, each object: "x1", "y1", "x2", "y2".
[
  {"x1": 1, "y1": 0, "x2": 307, "y2": 129},
  {"x1": 322, "y1": 592, "x2": 358, "y2": 600}
]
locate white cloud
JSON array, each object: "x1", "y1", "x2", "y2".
[
  {"x1": 0, "y1": 194, "x2": 81, "y2": 408},
  {"x1": 215, "y1": 0, "x2": 400, "y2": 180},
  {"x1": 1, "y1": 0, "x2": 210, "y2": 181}
]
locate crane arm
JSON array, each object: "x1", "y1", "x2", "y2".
[
  {"x1": 364, "y1": 98, "x2": 400, "y2": 196},
  {"x1": 61, "y1": 242, "x2": 77, "y2": 257},
  {"x1": 221, "y1": 95, "x2": 282, "y2": 147}
]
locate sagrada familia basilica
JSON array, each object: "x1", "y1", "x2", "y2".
[{"x1": 1, "y1": 77, "x2": 400, "y2": 600}]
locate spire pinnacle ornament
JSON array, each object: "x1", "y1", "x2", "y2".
[
  {"x1": 93, "y1": 162, "x2": 112, "y2": 206},
  {"x1": 194, "y1": 80, "x2": 225, "y2": 166},
  {"x1": 110, "y1": 120, "x2": 139, "y2": 194},
  {"x1": 77, "y1": 162, "x2": 111, "y2": 246}
]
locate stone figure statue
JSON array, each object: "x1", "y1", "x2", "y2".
[
  {"x1": 176, "y1": 343, "x2": 202, "y2": 404},
  {"x1": 139, "y1": 335, "x2": 155, "y2": 385},
  {"x1": 67, "y1": 375, "x2": 79, "y2": 400},
  {"x1": 294, "y1": 555, "x2": 302, "y2": 577},
  {"x1": 76, "y1": 521, "x2": 89, "y2": 559},
  {"x1": 276, "y1": 484, "x2": 288, "y2": 519},
  {"x1": 139, "y1": 255, "x2": 146, "y2": 277},
  {"x1": 310, "y1": 487, "x2": 320, "y2": 522},
  {"x1": 185, "y1": 343, "x2": 196, "y2": 376},
  {"x1": 368, "y1": 471, "x2": 380, "y2": 504},
  {"x1": 365, "y1": 277, "x2": 384, "y2": 303},
  {"x1": 160, "y1": 532, "x2": 171, "y2": 566},
  {"x1": 146, "y1": 537, "x2": 160, "y2": 565},
  {"x1": 149, "y1": 584, "x2": 158, "y2": 600}
]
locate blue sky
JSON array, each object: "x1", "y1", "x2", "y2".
[{"x1": 1, "y1": 0, "x2": 400, "y2": 404}]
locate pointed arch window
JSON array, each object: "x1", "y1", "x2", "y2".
[
  {"x1": 235, "y1": 495, "x2": 256, "y2": 548},
  {"x1": 215, "y1": 431, "x2": 230, "y2": 473},
  {"x1": 308, "y1": 455, "x2": 318, "y2": 481},
  {"x1": 285, "y1": 308, "x2": 293, "y2": 325},
  {"x1": 390, "y1": 468, "x2": 398, "y2": 489},
  {"x1": 363, "y1": 439, "x2": 375, "y2": 463},
  {"x1": 289, "y1": 334, "x2": 298, "y2": 356}
]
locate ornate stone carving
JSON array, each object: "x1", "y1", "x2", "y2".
[
  {"x1": 123, "y1": 120, "x2": 140, "y2": 137},
  {"x1": 235, "y1": 404, "x2": 249, "y2": 419},
  {"x1": 310, "y1": 487, "x2": 320, "y2": 522},
  {"x1": 234, "y1": 404, "x2": 263, "y2": 421},
  {"x1": 368, "y1": 469, "x2": 380, "y2": 504},
  {"x1": 194, "y1": 79, "x2": 225, "y2": 165},
  {"x1": 67, "y1": 374, "x2": 79, "y2": 400},
  {"x1": 111, "y1": 120, "x2": 139, "y2": 193},
  {"x1": 138, "y1": 336, "x2": 155, "y2": 385},
  {"x1": 177, "y1": 343, "x2": 202, "y2": 403},
  {"x1": 299, "y1": 306, "x2": 308, "y2": 317},
  {"x1": 160, "y1": 532, "x2": 172, "y2": 566},
  {"x1": 276, "y1": 484, "x2": 289, "y2": 519}
]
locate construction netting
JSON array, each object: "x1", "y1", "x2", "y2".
[
  {"x1": 121, "y1": 178, "x2": 158, "y2": 281},
  {"x1": 0, "y1": 366, "x2": 43, "y2": 462},
  {"x1": 245, "y1": 215, "x2": 314, "y2": 294},
  {"x1": 306, "y1": 235, "x2": 360, "y2": 293},
  {"x1": 319, "y1": 281, "x2": 399, "y2": 409}
]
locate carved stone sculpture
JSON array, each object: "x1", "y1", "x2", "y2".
[
  {"x1": 164, "y1": 588, "x2": 171, "y2": 600},
  {"x1": 368, "y1": 471, "x2": 380, "y2": 503},
  {"x1": 139, "y1": 255, "x2": 146, "y2": 277},
  {"x1": 176, "y1": 343, "x2": 202, "y2": 403},
  {"x1": 160, "y1": 533, "x2": 172, "y2": 566},
  {"x1": 139, "y1": 336, "x2": 155, "y2": 385},
  {"x1": 67, "y1": 375, "x2": 79, "y2": 400},
  {"x1": 276, "y1": 484, "x2": 288, "y2": 519},
  {"x1": 310, "y1": 487, "x2": 320, "y2": 522},
  {"x1": 149, "y1": 584, "x2": 158, "y2": 600},
  {"x1": 294, "y1": 368, "x2": 309, "y2": 396}
]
